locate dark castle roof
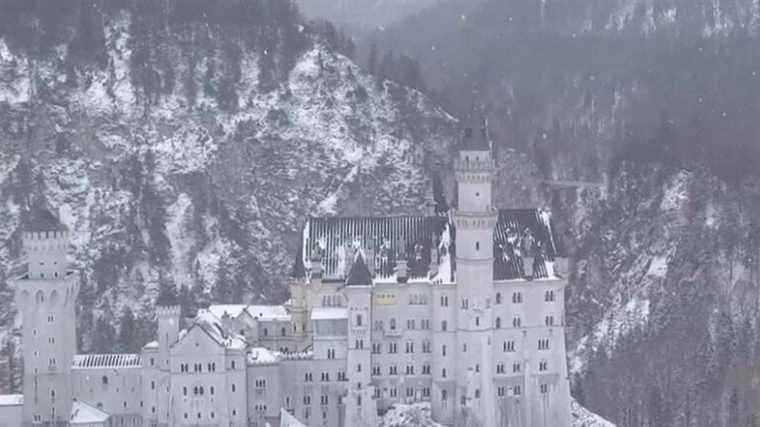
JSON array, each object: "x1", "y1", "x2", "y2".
[
  {"x1": 303, "y1": 216, "x2": 448, "y2": 281},
  {"x1": 300, "y1": 209, "x2": 562, "y2": 283},
  {"x1": 345, "y1": 252, "x2": 372, "y2": 286},
  {"x1": 25, "y1": 204, "x2": 67, "y2": 232}
]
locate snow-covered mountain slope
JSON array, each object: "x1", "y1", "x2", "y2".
[
  {"x1": 0, "y1": 8, "x2": 457, "y2": 373},
  {"x1": 563, "y1": 160, "x2": 760, "y2": 426}
]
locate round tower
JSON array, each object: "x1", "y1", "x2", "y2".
[
  {"x1": 453, "y1": 111, "x2": 498, "y2": 427},
  {"x1": 11, "y1": 204, "x2": 78, "y2": 426}
]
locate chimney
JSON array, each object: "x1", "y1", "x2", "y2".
[{"x1": 396, "y1": 259, "x2": 408, "y2": 284}]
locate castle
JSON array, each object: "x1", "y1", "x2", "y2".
[{"x1": 0, "y1": 116, "x2": 572, "y2": 427}]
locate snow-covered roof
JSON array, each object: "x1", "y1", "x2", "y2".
[
  {"x1": 300, "y1": 209, "x2": 562, "y2": 285},
  {"x1": 72, "y1": 354, "x2": 141, "y2": 369},
  {"x1": 0, "y1": 394, "x2": 23, "y2": 406},
  {"x1": 281, "y1": 408, "x2": 307, "y2": 427},
  {"x1": 70, "y1": 400, "x2": 110, "y2": 424},
  {"x1": 311, "y1": 307, "x2": 348, "y2": 320},
  {"x1": 209, "y1": 304, "x2": 249, "y2": 319},
  {"x1": 142, "y1": 340, "x2": 159, "y2": 350},
  {"x1": 247, "y1": 305, "x2": 290, "y2": 322},
  {"x1": 193, "y1": 309, "x2": 247, "y2": 350},
  {"x1": 247, "y1": 347, "x2": 280, "y2": 365}
]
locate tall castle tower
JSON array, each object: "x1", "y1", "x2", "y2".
[
  {"x1": 11, "y1": 204, "x2": 79, "y2": 426},
  {"x1": 453, "y1": 110, "x2": 498, "y2": 427}
]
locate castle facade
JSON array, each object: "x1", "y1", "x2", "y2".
[{"x1": 0, "y1": 120, "x2": 572, "y2": 427}]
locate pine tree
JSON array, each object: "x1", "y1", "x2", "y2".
[
  {"x1": 91, "y1": 316, "x2": 116, "y2": 353},
  {"x1": 117, "y1": 307, "x2": 137, "y2": 353}
]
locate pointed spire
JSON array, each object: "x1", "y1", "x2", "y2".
[
  {"x1": 461, "y1": 87, "x2": 490, "y2": 151},
  {"x1": 345, "y1": 251, "x2": 372, "y2": 286},
  {"x1": 290, "y1": 230, "x2": 306, "y2": 280}
]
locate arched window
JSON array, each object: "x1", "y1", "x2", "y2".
[
  {"x1": 495, "y1": 317, "x2": 501, "y2": 329},
  {"x1": 281, "y1": 327, "x2": 286, "y2": 337}
]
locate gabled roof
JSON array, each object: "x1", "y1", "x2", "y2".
[
  {"x1": 247, "y1": 305, "x2": 290, "y2": 322},
  {"x1": 298, "y1": 208, "x2": 561, "y2": 284},
  {"x1": 70, "y1": 400, "x2": 110, "y2": 424},
  {"x1": 191, "y1": 309, "x2": 246, "y2": 350},
  {"x1": 208, "y1": 304, "x2": 249, "y2": 319},
  {"x1": 303, "y1": 216, "x2": 448, "y2": 281},
  {"x1": 72, "y1": 354, "x2": 141, "y2": 369},
  {"x1": 493, "y1": 209, "x2": 558, "y2": 280}
]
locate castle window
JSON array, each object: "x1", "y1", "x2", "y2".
[
  {"x1": 281, "y1": 327, "x2": 286, "y2": 336},
  {"x1": 441, "y1": 390, "x2": 448, "y2": 401},
  {"x1": 231, "y1": 361, "x2": 236, "y2": 370},
  {"x1": 512, "y1": 292, "x2": 522, "y2": 303},
  {"x1": 390, "y1": 318, "x2": 396, "y2": 330},
  {"x1": 263, "y1": 328, "x2": 268, "y2": 337},
  {"x1": 539, "y1": 361, "x2": 548, "y2": 371},
  {"x1": 441, "y1": 320, "x2": 447, "y2": 331},
  {"x1": 513, "y1": 317, "x2": 522, "y2": 328},
  {"x1": 514, "y1": 385, "x2": 522, "y2": 396},
  {"x1": 183, "y1": 387, "x2": 187, "y2": 396},
  {"x1": 231, "y1": 384, "x2": 236, "y2": 393},
  {"x1": 498, "y1": 386, "x2": 505, "y2": 397},
  {"x1": 210, "y1": 386, "x2": 215, "y2": 395},
  {"x1": 504, "y1": 340, "x2": 515, "y2": 352},
  {"x1": 442, "y1": 345, "x2": 447, "y2": 356},
  {"x1": 497, "y1": 363, "x2": 505, "y2": 374},
  {"x1": 440, "y1": 295, "x2": 448, "y2": 306},
  {"x1": 545, "y1": 315, "x2": 555, "y2": 326},
  {"x1": 442, "y1": 368, "x2": 447, "y2": 378},
  {"x1": 356, "y1": 314, "x2": 363, "y2": 327},
  {"x1": 475, "y1": 242, "x2": 480, "y2": 251},
  {"x1": 495, "y1": 293, "x2": 502, "y2": 304},
  {"x1": 102, "y1": 376, "x2": 108, "y2": 385},
  {"x1": 495, "y1": 317, "x2": 501, "y2": 328},
  {"x1": 150, "y1": 381, "x2": 155, "y2": 390},
  {"x1": 475, "y1": 317, "x2": 480, "y2": 326},
  {"x1": 513, "y1": 363, "x2": 521, "y2": 373},
  {"x1": 48, "y1": 337, "x2": 55, "y2": 343},
  {"x1": 540, "y1": 384, "x2": 549, "y2": 394},
  {"x1": 545, "y1": 290, "x2": 555, "y2": 302},
  {"x1": 475, "y1": 389, "x2": 480, "y2": 398}
]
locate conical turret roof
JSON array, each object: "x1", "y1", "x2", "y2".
[{"x1": 345, "y1": 251, "x2": 372, "y2": 286}]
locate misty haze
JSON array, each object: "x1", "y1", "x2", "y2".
[{"x1": 0, "y1": 1, "x2": 758, "y2": 427}]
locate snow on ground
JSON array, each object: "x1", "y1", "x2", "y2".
[
  {"x1": 0, "y1": 39, "x2": 31, "y2": 105},
  {"x1": 570, "y1": 296, "x2": 650, "y2": 374},
  {"x1": 167, "y1": 193, "x2": 194, "y2": 288},
  {"x1": 647, "y1": 256, "x2": 669, "y2": 278},
  {"x1": 379, "y1": 403, "x2": 444, "y2": 427},
  {"x1": 571, "y1": 399, "x2": 617, "y2": 427}
]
